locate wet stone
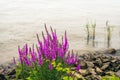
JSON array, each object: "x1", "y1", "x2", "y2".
[
  {"x1": 74, "y1": 72, "x2": 84, "y2": 79},
  {"x1": 104, "y1": 48, "x2": 116, "y2": 54},
  {"x1": 79, "y1": 60, "x2": 87, "y2": 69},
  {"x1": 102, "y1": 58, "x2": 110, "y2": 63},
  {"x1": 8, "y1": 69, "x2": 16, "y2": 75},
  {"x1": 105, "y1": 71, "x2": 114, "y2": 76},
  {"x1": 93, "y1": 58, "x2": 103, "y2": 67},
  {"x1": 111, "y1": 59, "x2": 117, "y2": 63},
  {"x1": 79, "y1": 69, "x2": 91, "y2": 77},
  {"x1": 89, "y1": 54, "x2": 96, "y2": 61},
  {"x1": 101, "y1": 62, "x2": 110, "y2": 70},
  {"x1": 0, "y1": 74, "x2": 6, "y2": 80},
  {"x1": 85, "y1": 74, "x2": 101, "y2": 80},
  {"x1": 95, "y1": 67, "x2": 102, "y2": 74},
  {"x1": 0, "y1": 68, "x2": 4, "y2": 74},
  {"x1": 108, "y1": 48, "x2": 116, "y2": 54},
  {"x1": 115, "y1": 70, "x2": 120, "y2": 78},
  {"x1": 86, "y1": 62, "x2": 94, "y2": 68},
  {"x1": 87, "y1": 68, "x2": 96, "y2": 75}
]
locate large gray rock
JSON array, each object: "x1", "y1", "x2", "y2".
[
  {"x1": 95, "y1": 67, "x2": 102, "y2": 74},
  {"x1": 79, "y1": 69, "x2": 90, "y2": 76},
  {"x1": 79, "y1": 60, "x2": 87, "y2": 69},
  {"x1": 104, "y1": 48, "x2": 116, "y2": 54},
  {"x1": 101, "y1": 62, "x2": 110, "y2": 70},
  {"x1": 115, "y1": 70, "x2": 120, "y2": 78},
  {"x1": 102, "y1": 58, "x2": 110, "y2": 63},
  {"x1": 0, "y1": 67, "x2": 4, "y2": 74},
  {"x1": 105, "y1": 71, "x2": 114, "y2": 76},
  {"x1": 86, "y1": 62, "x2": 94, "y2": 68},
  {"x1": 87, "y1": 68, "x2": 96, "y2": 75},
  {"x1": 0, "y1": 74, "x2": 6, "y2": 80},
  {"x1": 85, "y1": 74, "x2": 101, "y2": 80},
  {"x1": 73, "y1": 72, "x2": 84, "y2": 80},
  {"x1": 94, "y1": 58, "x2": 103, "y2": 67}
]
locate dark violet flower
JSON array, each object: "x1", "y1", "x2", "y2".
[
  {"x1": 68, "y1": 72, "x2": 73, "y2": 77},
  {"x1": 24, "y1": 44, "x2": 28, "y2": 55},
  {"x1": 75, "y1": 64, "x2": 80, "y2": 71},
  {"x1": 38, "y1": 57, "x2": 43, "y2": 66},
  {"x1": 49, "y1": 63, "x2": 53, "y2": 70},
  {"x1": 65, "y1": 51, "x2": 79, "y2": 65},
  {"x1": 30, "y1": 47, "x2": 37, "y2": 62},
  {"x1": 18, "y1": 46, "x2": 24, "y2": 64},
  {"x1": 36, "y1": 45, "x2": 43, "y2": 66},
  {"x1": 23, "y1": 57, "x2": 31, "y2": 66},
  {"x1": 17, "y1": 26, "x2": 80, "y2": 70}
]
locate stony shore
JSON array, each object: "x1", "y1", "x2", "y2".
[
  {"x1": 0, "y1": 48, "x2": 120, "y2": 80},
  {"x1": 74, "y1": 48, "x2": 120, "y2": 80}
]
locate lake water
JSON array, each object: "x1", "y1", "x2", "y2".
[{"x1": 0, "y1": 0, "x2": 120, "y2": 63}]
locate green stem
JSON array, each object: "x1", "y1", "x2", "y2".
[{"x1": 21, "y1": 64, "x2": 26, "y2": 80}]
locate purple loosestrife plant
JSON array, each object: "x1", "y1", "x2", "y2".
[
  {"x1": 15, "y1": 25, "x2": 80, "y2": 80},
  {"x1": 49, "y1": 63, "x2": 53, "y2": 70},
  {"x1": 76, "y1": 64, "x2": 81, "y2": 71}
]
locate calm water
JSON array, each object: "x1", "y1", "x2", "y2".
[{"x1": 0, "y1": 0, "x2": 120, "y2": 63}]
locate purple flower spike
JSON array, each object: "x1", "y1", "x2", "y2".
[
  {"x1": 49, "y1": 63, "x2": 53, "y2": 70},
  {"x1": 75, "y1": 64, "x2": 80, "y2": 71},
  {"x1": 65, "y1": 51, "x2": 79, "y2": 65},
  {"x1": 38, "y1": 57, "x2": 43, "y2": 66},
  {"x1": 17, "y1": 26, "x2": 79, "y2": 70},
  {"x1": 24, "y1": 57, "x2": 31, "y2": 66},
  {"x1": 36, "y1": 45, "x2": 43, "y2": 66},
  {"x1": 30, "y1": 46, "x2": 37, "y2": 62},
  {"x1": 25, "y1": 44, "x2": 28, "y2": 55},
  {"x1": 18, "y1": 46, "x2": 23, "y2": 64}
]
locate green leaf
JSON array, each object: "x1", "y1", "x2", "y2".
[{"x1": 26, "y1": 77, "x2": 32, "y2": 80}]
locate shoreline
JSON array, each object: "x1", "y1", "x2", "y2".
[
  {"x1": 0, "y1": 48, "x2": 120, "y2": 79},
  {"x1": 1, "y1": 48, "x2": 120, "y2": 65}
]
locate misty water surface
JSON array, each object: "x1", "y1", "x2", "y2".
[{"x1": 0, "y1": 0, "x2": 120, "y2": 63}]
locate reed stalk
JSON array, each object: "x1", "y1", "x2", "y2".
[
  {"x1": 106, "y1": 21, "x2": 111, "y2": 48},
  {"x1": 92, "y1": 22, "x2": 96, "y2": 40},
  {"x1": 85, "y1": 23, "x2": 90, "y2": 45}
]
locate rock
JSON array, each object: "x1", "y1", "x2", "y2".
[
  {"x1": 86, "y1": 62, "x2": 94, "y2": 68},
  {"x1": 115, "y1": 59, "x2": 120, "y2": 64},
  {"x1": 105, "y1": 71, "x2": 114, "y2": 76},
  {"x1": 95, "y1": 67, "x2": 102, "y2": 74},
  {"x1": 94, "y1": 58, "x2": 103, "y2": 67},
  {"x1": 0, "y1": 74, "x2": 6, "y2": 80},
  {"x1": 102, "y1": 58, "x2": 109, "y2": 63},
  {"x1": 79, "y1": 61, "x2": 87, "y2": 69},
  {"x1": 101, "y1": 62, "x2": 110, "y2": 70},
  {"x1": 79, "y1": 69, "x2": 90, "y2": 76},
  {"x1": 82, "y1": 54, "x2": 90, "y2": 60},
  {"x1": 105, "y1": 48, "x2": 116, "y2": 54},
  {"x1": 111, "y1": 59, "x2": 117, "y2": 63},
  {"x1": 87, "y1": 68, "x2": 96, "y2": 75},
  {"x1": 85, "y1": 74, "x2": 101, "y2": 80},
  {"x1": 9, "y1": 75, "x2": 16, "y2": 79},
  {"x1": 109, "y1": 48, "x2": 116, "y2": 54},
  {"x1": 99, "y1": 54, "x2": 106, "y2": 59},
  {"x1": 115, "y1": 70, "x2": 120, "y2": 78},
  {"x1": 88, "y1": 53, "x2": 96, "y2": 60},
  {"x1": 0, "y1": 68, "x2": 4, "y2": 74},
  {"x1": 109, "y1": 61, "x2": 119, "y2": 71},
  {"x1": 8, "y1": 69, "x2": 16, "y2": 75},
  {"x1": 74, "y1": 72, "x2": 84, "y2": 80}
]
